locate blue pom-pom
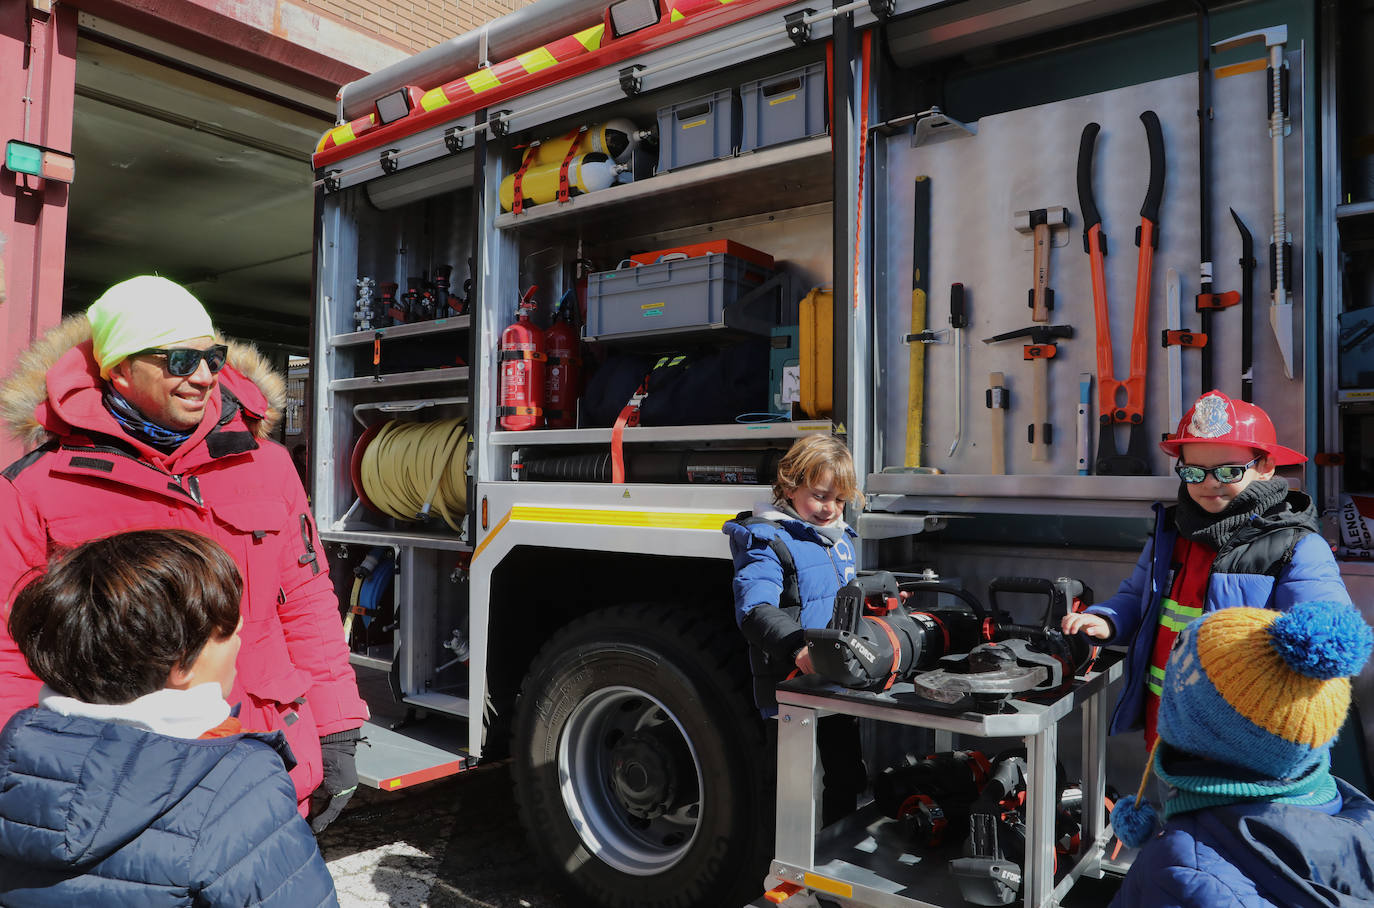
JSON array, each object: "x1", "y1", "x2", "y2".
[
  {"x1": 1111, "y1": 795, "x2": 1159, "y2": 849},
  {"x1": 1270, "y1": 602, "x2": 1374, "y2": 681}
]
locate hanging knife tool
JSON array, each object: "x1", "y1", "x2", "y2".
[
  {"x1": 987, "y1": 372, "x2": 1009, "y2": 475},
  {"x1": 1213, "y1": 25, "x2": 1294, "y2": 379},
  {"x1": 1077, "y1": 111, "x2": 1166, "y2": 476},
  {"x1": 984, "y1": 324, "x2": 1074, "y2": 464},
  {"x1": 1231, "y1": 208, "x2": 1256, "y2": 402},
  {"x1": 949, "y1": 283, "x2": 968, "y2": 457}
]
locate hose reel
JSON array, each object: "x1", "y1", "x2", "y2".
[{"x1": 350, "y1": 417, "x2": 471, "y2": 531}]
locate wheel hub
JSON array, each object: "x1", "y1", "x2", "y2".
[{"x1": 611, "y1": 732, "x2": 680, "y2": 819}]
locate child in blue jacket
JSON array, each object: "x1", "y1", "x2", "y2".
[
  {"x1": 0, "y1": 529, "x2": 339, "y2": 908},
  {"x1": 723, "y1": 433, "x2": 866, "y2": 824},
  {"x1": 1062, "y1": 391, "x2": 1352, "y2": 749},
  {"x1": 1109, "y1": 600, "x2": 1374, "y2": 908}
]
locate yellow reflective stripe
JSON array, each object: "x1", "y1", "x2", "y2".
[
  {"x1": 511, "y1": 505, "x2": 735, "y2": 531},
  {"x1": 472, "y1": 511, "x2": 514, "y2": 563},
  {"x1": 420, "y1": 87, "x2": 451, "y2": 111},
  {"x1": 466, "y1": 68, "x2": 502, "y2": 94},
  {"x1": 1149, "y1": 665, "x2": 1166, "y2": 681},
  {"x1": 1160, "y1": 614, "x2": 1194, "y2": 632},
  {"x1": 331, "y1": 123, "x2": 357, "y2": 146},
  {"x1": 518, "y1": 46, "x2": 559, "y2": 73},
  {"x1": 573, "y1": 23, "x2": 605, "y2": 51},
  {"x1": 1146, "y1": 679, "x2": 1164, "y2": 696},
  {"x1": 803, "y1": 873, "x2": 853, "y2": 898}
]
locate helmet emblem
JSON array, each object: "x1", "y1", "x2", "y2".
[{"x1": 1188, "y1": 393, "x2": 1232, "y2": 438}]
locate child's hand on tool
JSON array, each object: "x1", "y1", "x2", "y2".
[
  {"x1": 794, "y1": 645, "x2": 816, "y2": 675},
  {"x1": 1062, "y1": 612, "x2": 1111, "y2": 639}
]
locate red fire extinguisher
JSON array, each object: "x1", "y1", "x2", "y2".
[
  {"x1": 499, "y1": 286, "x2": 546, "y2": 431},
  {"x1": 544, "y1": 288, "x2": 581, "y2": 428}
]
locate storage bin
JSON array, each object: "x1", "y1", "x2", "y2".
[
  {"x1": 584, "y1": 252, "x2": 774, "y2": 342},
  {"x1": 656, "y1": 88, "x2": 739, "y2": 172},
  {"x1": 740, "y1": 62, "x2": 827, "y2": 153}
]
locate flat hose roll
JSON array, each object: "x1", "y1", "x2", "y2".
[{"x1": 357, "y1": 418, "x2": 470, "y2": 531}]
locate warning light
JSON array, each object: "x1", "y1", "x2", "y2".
[{"x1": 5, "y1": 140, "x2": 75, "y2": 184}]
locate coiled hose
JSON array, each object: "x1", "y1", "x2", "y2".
[{"x1": 357, "y1": 418, "x2": 470, "y2": 531}]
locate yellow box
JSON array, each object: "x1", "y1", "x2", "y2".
[{"x1": 799, "y1": 287, "x2": 833, "y2": 419}]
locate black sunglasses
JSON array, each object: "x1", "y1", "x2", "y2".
[
  {"x1": 139, "y1": 345, "x2": 229, "y2": 377},
  {"x1": 1174, "y1": 456, "x2": 1261, "y2": 485}
]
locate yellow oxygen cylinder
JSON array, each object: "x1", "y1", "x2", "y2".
[
  {"x1": 500, "y1": 152, "x2": 626, "y2": 211},
  {"x1": 524, "y1": 118, "x2": 647, "y2": 167}
]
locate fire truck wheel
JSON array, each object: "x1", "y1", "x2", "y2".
[{"x1": 512, "y1": 604, "x2": 772, "y2": 908}]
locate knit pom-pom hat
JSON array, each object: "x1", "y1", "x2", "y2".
[
  {"x1": 1158, "y1": 602, "x2": 1372, "y2": 779},
  {"x1": 1111, "y1": 601, "x2": 1372, "y2": 850}
]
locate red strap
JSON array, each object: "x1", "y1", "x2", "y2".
[
  {"x1": 511, "y1": 144, "x2": 539, "y2": 214},
  {"x1": 611, "y1": 375, "x2": 649, "y2": 483},
  {"x1": 557, "y1": 127, "x2": 585, "y2": 203},
  {"x1": 870, "y1": 617, "x2": 902, "y2": 690}
]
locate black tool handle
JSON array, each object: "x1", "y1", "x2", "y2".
[
  {"x1": 1139, "y1": 110, "x2": 1166, "y2": 228},
  {"x1": 1076, "y1": 122, "x2": 1102, "y2": 253},
  {"x1": 987, "y1": 576, "x2": 1058, "y2": 627},
  {"x1": 950, "y1": 282, "x2": 968, "y2": 329},
  {"x1": 898, "y1": 579, "x2": 988, "y2": 619}
]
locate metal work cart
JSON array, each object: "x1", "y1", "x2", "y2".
[{"x1": 767, "y1": 652, "x2": 1124, "y2": 908}]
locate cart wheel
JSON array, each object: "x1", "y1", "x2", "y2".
[{"x1": 512, "y1": 603, "x2": 772, "y2": 908}]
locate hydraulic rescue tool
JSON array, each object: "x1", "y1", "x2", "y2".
[
  {"x1": 983, "y1": 324, "x2": 1074, "y2": 464},
  {"x1": 874, "y1": 749, "x2": 992, "y2": 848},
  {"x1": 987, "y1": 372, "x2": 1009, "y2": 474},
  {"x1": 1077, "y1": 111, "x2": 1166, "y2": 475},
  {"x1": 1231, "y1": 209, "x2": 1257, "y2": 401},
  {"x1": 1014, "y1": 207, "x2": 1069, "y2": 323},
  {"x1": 1213, "y1": 25, "x2": 1295, "y2": 378}
]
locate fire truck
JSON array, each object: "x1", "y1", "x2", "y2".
[{"x1": 309, "y1": 0, "x2": 1374, "y2": 905}]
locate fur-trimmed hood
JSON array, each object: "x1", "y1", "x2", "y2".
[{"x1": 0, "y1": 315, "x2": 285, "y2": 451}]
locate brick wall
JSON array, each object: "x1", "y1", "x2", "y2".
[{"x1": 299, "y1": 0, "x2": 536, "y2": 55}]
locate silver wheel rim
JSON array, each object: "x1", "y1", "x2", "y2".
[{"x1": 557, "y1": 684, "x2": 704, "y2": 875}]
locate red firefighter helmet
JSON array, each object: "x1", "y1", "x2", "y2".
[{"x1": 1159, "y1": 390, "x2": 1305, "y2": 465}]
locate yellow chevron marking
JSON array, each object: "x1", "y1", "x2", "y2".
[
  {"x1": 472, "y1": 511, "x2": 513, "y2": 562},
  {"x1": 519, "y1": 46, "x2": 558, "y2": 73},
  {"x1": 574, "y1": 23, "x2": 606, "y2": 51},
  {"x1": 466, "y1": 68, "x2": 502, "y2": 94}
]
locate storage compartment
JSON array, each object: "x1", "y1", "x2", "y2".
[
  {"x1": 1341, "y1": 307, "x2": 1374, "y2": 388},
  {"x1": 740, "y1": 61, "x2": 827, "y2": 153},
  {"x1": 584, "y1": 251, "x2": 777, "y2": 341},
  {"x1": 656, "y1": 88, "x2": 739, "y2": 172}
]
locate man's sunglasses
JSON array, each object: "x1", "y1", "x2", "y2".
[
  {"x1": 1174, "y1": 456, "x2": 1261, "y2": 485},
  {"x1": 138, "y1": 345, "x2": 229, "y2": 377}
]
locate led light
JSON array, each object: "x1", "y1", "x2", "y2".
[
  {"x1": 375, "y1": 89, "x2": 410, "y2": 125},
  {"x1": 5, "y1": 140, "x2": 75, "y2": 183},
  {"x1": 608, "y1": 0, "x2": 660, "y2": 37}
]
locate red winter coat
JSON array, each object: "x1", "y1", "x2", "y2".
[{"x1": 0, "y1": 317, "x2": 368, "y2": 805}]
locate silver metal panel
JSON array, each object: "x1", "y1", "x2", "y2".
[
  {"x1": 321, "y1": 121, "x2": 477, "y2": 194},
  {"x1": 354, "y1": 719, "x2": 471, "y2": 789},
  {"x1": 879, "y1": 65, "x2": 1306, "y2": 478},
  {"x1": 492, "y1": 419, "x2": 834, "y2": 446},
  {"x1": 774, "y1": 707, "x2": 820, "y2": 870},
  {"x1": 320, "y1": 528, "x2": 472, "y2": 552}
]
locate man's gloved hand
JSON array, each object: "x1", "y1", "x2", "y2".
[{"x1": 310, "y1": 728, "x2": 361, "y2": 834}]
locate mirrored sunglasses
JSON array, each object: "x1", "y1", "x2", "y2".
[
  {"x1": 1174, "y1": 456, "x2": 1261, "y2": 485},
  {"x1": 140, "y1": 345, "x2": 229, "y2": 377}
]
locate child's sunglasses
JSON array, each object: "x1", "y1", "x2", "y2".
[
  {"x1": 139, "y1": 345, "x2": 229, "y2": 377},
  {"x1": 1174, "y1": 456, "x2": 1261, "y2": 485}
]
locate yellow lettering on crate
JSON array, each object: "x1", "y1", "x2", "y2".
[
  {"x1": 681, "y1": 118, "x2": 707, "y2": 130},
  {"x1": 768, "y1": 93, "x2": 798, "y2": 106}
]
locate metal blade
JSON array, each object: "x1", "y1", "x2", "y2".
[
  {"x1": 1271, "y1": 297, "x2": 1295, "y2": 379},
  {"x1": 1166, "y1": 268, "x2": 1182, "y2": 431}
]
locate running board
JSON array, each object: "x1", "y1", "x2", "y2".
[{"x1": 356, "y1": 719, "x2": 475, "y2": 791}]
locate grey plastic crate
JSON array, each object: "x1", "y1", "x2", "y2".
[
  {"x1": 655, "y1": 88, "x2": 739, "y2": 172},
  {"x1": 740, "y1": 62, "x2": 827, "y2": 153},
  {"x1": 584, "y1": 253, "x2": 773, "y2": 342}
]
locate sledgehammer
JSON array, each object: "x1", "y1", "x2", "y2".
[{"x1": 1014, "y1": 207, "x2": 1069, "y2": 323}]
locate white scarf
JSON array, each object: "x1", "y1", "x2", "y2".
[{"x1": 39, "y1": 683, "x2": 231, "y2": 740}]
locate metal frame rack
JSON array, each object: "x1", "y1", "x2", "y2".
[{"x1": 768, "y1": 653, "x2": 1123, "y2": 908}]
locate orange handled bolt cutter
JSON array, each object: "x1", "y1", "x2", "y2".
[{"x1": 1076, "y1": 111, "x2": 1166, "y2": 475}]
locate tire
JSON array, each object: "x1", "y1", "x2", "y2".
[{"x1": 512, "y1": 604, "x2": 773, "y2": 908}]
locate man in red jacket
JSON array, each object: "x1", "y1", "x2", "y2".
[{"x1": 0, "y1": 275, "x2": 368, "y2": 831}]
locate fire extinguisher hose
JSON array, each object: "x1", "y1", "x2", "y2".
[{"x1": 357, "y1": 418, "x2": 471, "y2": 531}]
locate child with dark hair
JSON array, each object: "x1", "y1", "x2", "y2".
[
  {"x1": 0, "y1": 529, "x2": 339, "y2": 907},
  {"x1": 1110, "y1": 600, "x2": 1374, "y2": 907}
]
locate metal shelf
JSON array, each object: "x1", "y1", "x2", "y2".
[
  {"x1": 321, "y1": 527, "x2": 472, "y2": 552},
  {"x1": 330, "y1": 315, "x2": 471, "y2": 347},
  {"x1": 490, "y1": 419, "x2": 834, "y2": 446},
  {"x1": 865, "y1": 473, "x2": 1177, "y2": 519},
  {"x1": 1339, "y1": 388, "x2": 1374, "y2": 405},
  {"x1": 492, "y1": 136, "x2": 832, "y2": 237},
  {"x1": 329, "y1": 366, "x2": 469, "y2": 392},
  {"x1": 1336, "y1": 200, "x2": 1374, "y2": 220}
]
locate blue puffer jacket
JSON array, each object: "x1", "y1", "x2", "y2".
[
  {"x1": 1112, "y1": 779, "x2": 1374, "y2": 908},
  {"x1": 1085, "y1": 494, "x2": 1350, "y2": 736},
  {"x1": 723, "y1": 503, "x2": 858, "y2": 711},
  {"x1": 0, "y1": 708, "x2": 339, "y2": 907}
]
